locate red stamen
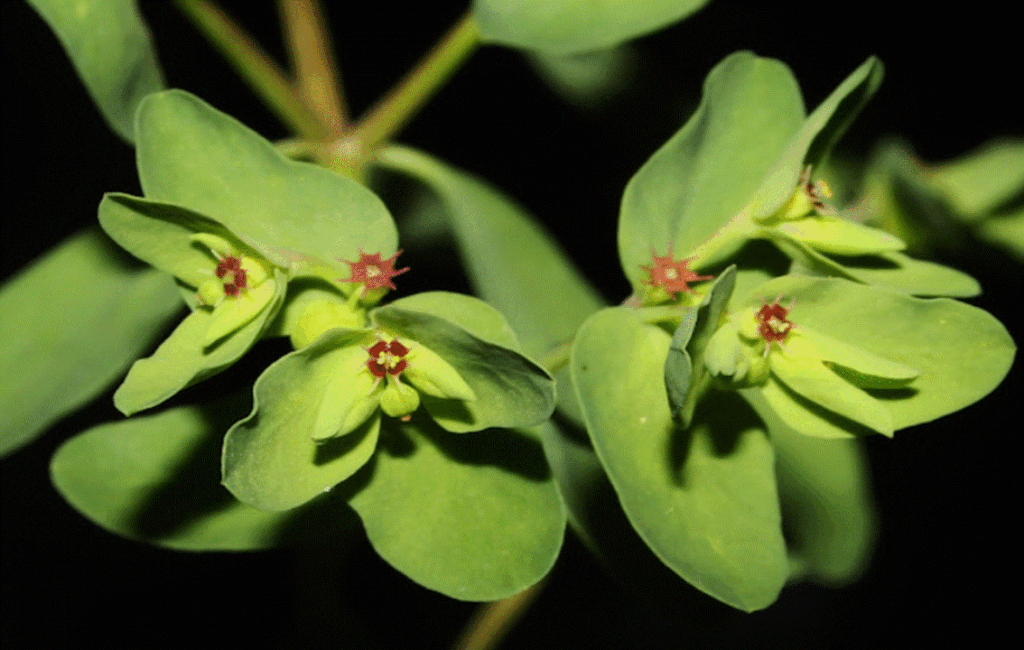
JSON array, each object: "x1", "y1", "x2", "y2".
[
  {"x1": 641, "y1": 247, "x2": 713, "y2": 297},
  {"x1": 367, "y1": 339, "x2": 409, "y2": 378},
  {"x1": 756, "y1": 300, "x2": 793, "y2": 343}
]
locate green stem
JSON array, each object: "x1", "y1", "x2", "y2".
[
  {"x1": 450, "y1": 579, "x2": 546, "y2": 650},
  {"x1": 278, "y1": 0, "x2": 348, "y2": 135},
  {"x1": 347, "y1": 12, "x2": 481, "y2": 155},
  {"x1": 175, "y1": 0, "x2": 327, "y2": 140}
]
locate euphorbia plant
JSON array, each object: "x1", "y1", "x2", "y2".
[{"x1": 2, "y1": 1, "x2": 1019, "y2": 647}]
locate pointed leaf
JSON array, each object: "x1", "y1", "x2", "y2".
[
  {"x1": 573, "y1": 307, "x2": 787, "y2": 611},
  {"x1": 51, "y1": 401, "x2": 358, "y2": 550},
  {"x1": 619, "y1": 52, "x2": 805, "y2": 291},
  {"x1": 472, "y1": 0, "x2": 709, "y2": 55},
  {"x1": 748, "y1": 57, "x2": 883, "y2": 219},
  {"x1": 0, "y1": 229, "x2": 180, "y2": 456},
  {"x1": 26, "y1": 0, "x2": 164, "y2": 142},
  {"x1": 349, "y1": 417, "x2": 564, "y2": 600},
  {"x1": 135, "y1": 90, "x2": 397, "y2": 272}
]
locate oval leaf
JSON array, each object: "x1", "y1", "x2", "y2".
[
  {"x1": 135, "y1": 90, "x2": 397, "y2": 272},
  {"x1": 573, "y1": 307, "x2": 787, "y2": 611},
  {"x1": 349, "y1": 417, "x2": 564, "y2": 601},
  {"x1": 619, "y1": 52, "x2": 805, "y2": 291}
]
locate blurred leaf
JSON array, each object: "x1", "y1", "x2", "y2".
[
  {"x1": 528, "y1": 46, "x2": 636, "y2": 107},
  {"x1": 572, "y1": 307, "x2": 787, "y2": 611},
  {"x1": 51, "y1": 400, "x2": 358, "y2": 550},
  {"x1": 472, "y1": 0, "x2": 708, "y2": 55},
  {"x1": 26, "y1": 0, "x2": 164, "y2": 142},
  {"x1": 349, "y1": 417, "x2": 564, "y2": 601},
  {"x1": 0, "y1": 228, "x2": 180, "y2": 457}
]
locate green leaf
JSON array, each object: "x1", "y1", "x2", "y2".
[
  {"x1": 472, "y1": 0, "x2": 709, "y2": 55},
  {"x1": 26, "y1": 0, "x2": 164, "y2": 142},
  {"x1": 527, "y1": 46, "x2": 635, "y2": 107},
  {"x1": 51, "y1": 401, "x2": 359, "y2": 550},
  {"x1": 572, "y1": 307, "x2": 787, "y2": 611},
  {"x1": 769, "y1": 412, "x2": 875, "y2": 585},
  {"x1": 135, "y1": 90, "x2": 397, "y2": 273},
  {"x1": 222, "y1": 329, "x2": 381, "y2": 512},
  {"x1": 113, "y1": 269, "x2": 286, "y2": 415},
  {"x1": 619, "y1": 52, "x2": 805, "y2": 290},
  {"x1": 0, "y1": 228, "x2": 180, "y2": 457},
  {"x1": 99, "y1": 193, "x2": 256, "y2": 288},
  {"x1": 740, "y1": 276, "x2": 1016, "y2": 431},
  {"x1": 748, "y1": 57, "x2": 883, "y2": 219},
  {"x1": 349, "y1": 417, "x2": 564, "y2": 601},
  {"x1": 373, "y1": 293, "x2": 556, "y2": 433}
]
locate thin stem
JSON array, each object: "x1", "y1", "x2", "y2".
[
  {"x1": 278, "y1": 0, "x2": 348, "y2": 135},
  {"x1": 451, "y1": 579, "x2": 546, "y2": 650},
  {"x1": 175, "y1": 0, "x2": 327, "y2": 140},
  {"x1": 348, "y1": 12, "x2": 481, "y2": 155}
]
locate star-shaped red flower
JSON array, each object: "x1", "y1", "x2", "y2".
[
  {"x1": 340, "y1": 250, "x2": 410, "y2": 295},
  {"x1": 641, "y1": 248, "x2": 713, "y2": 297}
]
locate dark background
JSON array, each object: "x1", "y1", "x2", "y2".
[{"x1": 3, "y1": 1, "x2": 1021, "y2": 648}]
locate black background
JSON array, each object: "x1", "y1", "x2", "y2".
[{"x1": 3, "y1": 2, "x2": 1021, "y2": 648}]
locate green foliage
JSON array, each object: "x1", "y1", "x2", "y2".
[{"x1": 4, "y1": 0, "x2": 1018, "y2": 631}]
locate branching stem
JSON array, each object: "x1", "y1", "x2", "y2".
[{"x1": 174, "y1": 0, "x2": 328, "y2": 139}]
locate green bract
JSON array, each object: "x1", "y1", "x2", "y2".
[
  {"x1": 98, "y1": 90, "x2": 399, "y2": 415},
  {"x1": 222, "y1": 291, "x2": 556, "y2": 512},
  {"x1": 620, "y1": 51, "x2": 979, "y2": 301}
]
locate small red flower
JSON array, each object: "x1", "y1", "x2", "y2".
[
  {"x1": 641, "y1": 247, "x2": 713, "y2": 297},
  {"x1": 367, "y1": 339, "x2": 409, "y2": 378},
  {"x1": 216, "y1": 255, "x2": 247, "y2": 297},
  {"x1": 756, "y1": 299, "x2": 794, "y2": 344},
  {"x1": 340, "y1": 250, "x2": 409, "y2": 295}
]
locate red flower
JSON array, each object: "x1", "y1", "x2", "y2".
[
  {"x1": 340, "y1": 250, "x2": 410, "y2": 295},
  {"x1": 756, "y1": 300, "x2": 793, "y2": 344},
  {"x1": 641, "y1": 247, "x2": 713, "y2": 296},
  {"x1": 367, "y1": 339, "x2": 409, "y2": 378}
]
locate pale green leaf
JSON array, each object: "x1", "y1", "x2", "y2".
[
  {"x1": 0, "y1": 228, "x2": 180, "y2": 457},
  {"x1": 222, "y1": 329, "x2": 380, "y2": 512},
  {"x1": 349, "y1": 417, "x2": 564, "y2": 601},
  {"x1": 135, "y1": 90, "x2": 397, "y2": 273},
  {"x1": 619, "y1": 52, "x2": 805, "y2": 290},
  {"x1": 748, "y1": 57, "x2": 883, "y2": 219},
  {"x1": 573, "y1": 307, "x2": 787, "y2": 611},
  {"x1": 472, "y1": 0, "x2": 709, "y2": 55},
  {"x1": 51, "y1": 401, "x2": 358, "y2": 550},
  {"x1": 26, "y1": 0, "x2": 164, "y2": 142}
]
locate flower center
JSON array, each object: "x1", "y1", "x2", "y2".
[
  {"x1": 367, "y1": 339, "x2": 409, "y2": 378},
  {"x1": 756, "y1": 302, "x2": 793, "y2": 343}
]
